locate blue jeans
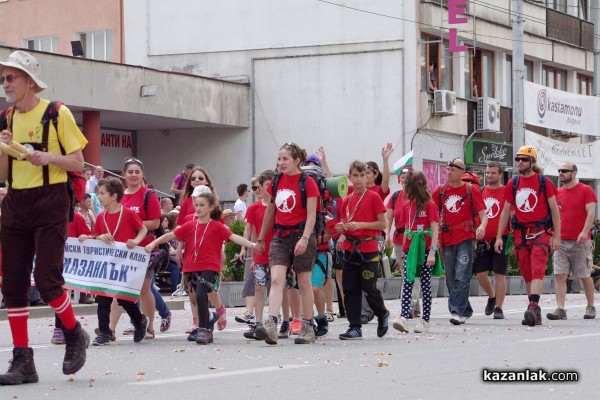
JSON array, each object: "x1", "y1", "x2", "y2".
[
  {"x1": 151, "y1": 284, "x2": 170, "y2": 319},
  {"x1": 443, "y1": 240, "x2": 473, "y2": 317},
  {"x1": 166, "y1": 259, "x2": 181, "y2": 293}
]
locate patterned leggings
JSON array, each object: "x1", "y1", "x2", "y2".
[{"x1": 401, "y1": 253, "x2": 433, "y2": 322}]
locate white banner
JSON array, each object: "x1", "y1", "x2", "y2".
[
  {"x1": 525, "y1": 130, "x2": 600, "y2": 179},
  {"x1": 62, "y1": 238, "x2": 149, "y2": 301},
  {"x1": 524, "y1": 81, "x2": 600, "y2": 136}
]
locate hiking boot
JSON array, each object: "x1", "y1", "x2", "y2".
[
  {"x1": 392, "y1": 317, "x2": 409, "y2": 333},
  {"x1": 92, "y1": 332, "x2": 111, "y2": 346},
  {"x1": 187, "y1": 327, "x2": 201, "y2": 341},
  {"x1": 339, "y1": 327, "x2": 362, "y2": 340},
  {"x1": 584, "y1": 306, "x2": 596, "y2": 320},
  {"x1": 195, "y1": 328, "x2": 213, "y2": 345},
  {"x1": 51, "y1": 328, "x2": 65, "y2": 345},
  {"x1": 524, "y1": 302, "x2": 542, "y2": 326},
  {"x1": 244, "y1": 324, "x2": 260, "y2": 340},
  {"x1": 62, "y1": 322, "x2": 90, "y2": 375},
  {"x1": 360, "y1": 313, "x2": 375, "y2": 324},
  {"x1": 278, "y1": 321, "x2": 290, "y2": 339},
  {"x1": 0, "y1": 348, "x2": 38, "y2": 385},
  {"x1": 294, "y1": 321, "x2": 316, "y2": 344},
  {"x1": 234, "y1": 311, "x2": 255, "y2": 324},
  {"x1": 493, "y1": 307, "x2": 505, "y2": 320},
  {"x1": 314, "y1": 316, "x2": 329, "y2": 338},
  {"x1": 546, "y1": 307, "x2": 567, "y2": 321},
  {"x1": 377, "y1": 310, "x2": 389, "y2": 338},
  {"x1": 94, "y1": 328, "x2": 116, "y2": 341},
  {"x1": 133, "y1": 315, "x2": 149, "y2": 343},
  {"x1": 485, "y1": 297, "x2": 496, "y2": 316},
  {"x1": 449, "y1": 313, "x2": 464, "y2": 325},
  {"x1": 78, "y1": 293, "x2": 94, "y2": 304},
  {"x1": 255, "y1": 319, "x2": 278, "y2": 345},
  {"x1": 290, "y1": 319, "x2": 302, "y2": 335},
  {"x1": 414, "y1": 320, "x2": 430, "y2": 334}
]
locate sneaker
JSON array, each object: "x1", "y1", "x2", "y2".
[
  {"x1": 546, "y1": 307, "x2": 567, "y2": 321},
  {"x1": 392, "y1": 317, "x2": 409, "y2": 333},
  {"x1": 92, "y1": 332, "x2": 111, "y2": 346},
  {"x1": 290, "y1": 319, "x2": 302, "y2": 335},
  {"x1": 493, "y1": 307, "x2": 505, "y2": 320},
  {"x1": 339, "y1": 327, "x2": 362, "y2": 340},
  {"x1": 524, "y1": 302, "x2": 542, "y2": 326},
  {"x1": 122, "y1": 325, "x2": 135, "y2": 335},
  {"x1": 485, "y1": 297, "x2": 496, "y2": 316},
  {"x1": 360, "y1": 313, "x2": 374, "y2": 324},
  {"x1": 195, "y1": 328, "x2": 213, "y2": 345},
  {"x1": 294, "y1": 321, "x2": 316, "y2": 344},
  {"x1": 255, "y1": 319, "x2": 278, "y2": 345},
  {"x1": 234, "y1": 311, "x2": 255, "y2": 325},
  {"x1": 187, "y1": 328, "x2": 201, "y2": 342},
  {"x1": 278, "y1": 321, "x2": 290, "y2": 339},
  {"x1": 244, "y1": 324, "x2": 261, "y2": 340},
  {"x1": 584, "y1": 306, "x2": 596, "y2": 319},
  {"x1": 51, "y1": 328, "x2": 65, "y2": 345},
  {"x1": 94, "y1": 328, "x2": 116, "y2": 341},
  {"x1": 133, "y1": 315, "x2": 149, "y2": 343},
  {"x1": 62, "y1": 322, "x2": 90, "y2": 375},
  {"x1": 314, "y1": 316, "x2": 329, "y2": 338},
  {"x1": 0, "y1": 347, "x2": 38, "y2": 385},
  {"x1": 160, "y1": 314, "x2": 172, "y2": 333},
  {"x1": 414, "y1": 320, "x2": 430, "y2": 334},
  {"x1": 377, "y1": 310, "x2": 389, "y2": 338},
  {"x1": 449, "y1": 313, "x2": 464, "y2": 325}
]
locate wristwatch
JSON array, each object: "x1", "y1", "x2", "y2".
[{"x1": 430, "y1": 245, "x2": 439, "y2": 252}]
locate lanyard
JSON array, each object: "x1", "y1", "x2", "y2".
[
  {"x1": 193, "y1": 218, "x2": 212, "y2": 261},
  {"x1": 103, "y1": 206, "x2": 123, "y2": 238}
]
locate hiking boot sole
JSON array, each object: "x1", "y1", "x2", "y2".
[
  {"x1": 584, "y1": 315, "x2": 596, "y2": 320},
  {"x1": 0, "y1": 374, "x2": 39, "y2": 385},
  {"x1": 546, "y1": 314, "x2": 567, "y2": 320},
  {"x1": 392, "y1": 321, "x2": 409, "y2": 333}
]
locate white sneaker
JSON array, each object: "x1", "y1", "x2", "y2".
[
  {"x1": 449, "y1": 313, "x2": 464, "y2": 325},
  {"x1": 414, "y1": 320, "x2": 430, "y2": 333},
  {"x1": 392, "y1": 317, "x2": 409, "y2": 333}
]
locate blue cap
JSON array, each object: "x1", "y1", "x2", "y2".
[{"x1": 306, "y1": 155, "x2": 321, "y2": 167}]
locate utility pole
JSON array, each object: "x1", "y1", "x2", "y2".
[
  {"x1": 593, "y1": 0, "x2": 599, "y2": 97},
  {"x1": 511, "y1": 0, "x2": 525, "y2": 175}
]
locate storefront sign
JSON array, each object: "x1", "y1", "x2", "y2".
[
  {"x1": 466, "y1": 141, "x2": 513, "y2": 166},
  {"x1": 100, "y1": 129, "x2": 133, "y2": 170},
  {"x1": 524, "y1": 81, "x2": 600, "y2": 136},
  {"x1": 525, "y1": 130, "x2": 600, "y2": 179}
]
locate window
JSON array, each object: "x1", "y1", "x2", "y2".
[
  {"x1": 420, "y1": 34, "x2": 453, "y2": 92},
  {"x1": 25, "y1": 37, "x2": 58, "y2": 53},
  {"x1": 542, "y1": 65, "x2": 567, "y2": 90},
  {"x1": 577, "y1": 74, "x2": 592, "y2": 95},
  {"x1": 546, "y1": 0, "x2": 567, "y2": 13},
  {"x1": 78, "y1": 30, "x2": 113, "y2": 61},
  {"x1": 467, "y1": 49, "x2": 494, "y2": 99},
  {"x1": 505, "y1": 57, "x2": 533, "y2": 105},
  {"x1": 578, "y1": 0, "x2": 591, "y2": 21}
]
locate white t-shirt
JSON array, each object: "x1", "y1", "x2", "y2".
[{"x1": 233, "y1": 198, "x2": 247, "y2": 219}]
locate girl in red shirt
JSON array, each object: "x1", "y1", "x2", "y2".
[{"x1": 146, "y1": 192, "x2": 254, "y2": 345}]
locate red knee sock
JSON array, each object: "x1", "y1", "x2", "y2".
[
  {"x1": 7, "y1": 307, "x2": 29, "y2": 348},
  {"x1": 48, "y1": 292, "x2": 77, "y2": 330}
]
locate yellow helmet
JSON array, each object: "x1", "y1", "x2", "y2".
[{"x1": 517, "y1": 145, "x2": 537, "y2": 159}]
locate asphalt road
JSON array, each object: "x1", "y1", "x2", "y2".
[{"x1": 0, "y1": 293, "x2": 598, "y2": 400}]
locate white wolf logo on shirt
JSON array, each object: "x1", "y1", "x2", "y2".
[
  {"x1": 444, "y1": 195, "x2": 464, "y2": 213},
  {"x1": 484, "y1": 197, "x2": 501, "y2": 219},
  {"x1": 275, "y1": 189, "x2": 296, "y2": 213},
  {"x1": 515, "y1": 188, "x2": 538, "y2": 213}
]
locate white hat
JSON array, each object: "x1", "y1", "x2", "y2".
[
  {"x1": 0, "y1": 50, "x2": 47, "y2": 93},
  {"x1": 191, "y1": 185, "x2": 212, "y2": 197}
]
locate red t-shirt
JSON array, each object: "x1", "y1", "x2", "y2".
[
  {"x1": 69, "y1": 212, "x2": 92, "y2": 238},
  {"x1": 177, "y1": 197, "x2": 194, "y2": 226},
  {"x1": 504, "y1": 174, "x2": 557, "y2": 226},
  {"x1": 481, "y1": 186, "x2": 509, "y2": 241},
  {"x1": 557, "y1": 183, "x2": 597, "y2": 240},
  {"x1": 121, "y1": 188, "x2": 162, "y2": 246},
  {"x1": 174, "y1": 219, "x2": 232, "y2": 273},
  {"x1": 348, "y1": 184, "x2": 390, "y2": 202},
  {"x1": 402, "y1": 200, "x2": 439, "y2": 252},
  {"x1": 317, "y1": 219, "x2": 336, "y2": 252},
  {"x1": 267, "y1": 173, "x2": 319, "y2": 228},
  {"x1": 340, "y1": 190, "x2": 386, "y2": 253},
  {"x1": 386, "y1": 190, "x2": 407, "y2": 245},
  {"x1": 245, "y1": 200, "x2": 273, "y2": 265},
  {"x1": 433, "y1": 183, "x2": 485, "y2": 246},
  {"x1": 93, "y1": 207, "x2": 144, "y2": 243}
]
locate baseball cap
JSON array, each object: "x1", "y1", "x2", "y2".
[{"x1": 305, "y1": 155, "x2": 321, "y2": 167}]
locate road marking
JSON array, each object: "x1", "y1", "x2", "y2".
[
  {"x1": 130, "y1": 364, "x2": 310, "y2": 385},
  {"x1": 521, "y1": 333, "x2": 600, "y2": 342}
]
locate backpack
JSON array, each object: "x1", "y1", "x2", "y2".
[
  {"x1": 0, "y1": 101, "x2": 86, "y2": 221},
  {"x1": 270, "y1": 166, "x2": 333, "y2": 237},
  {"x1": 510, "y1": 174, "x2": 552, "y2": 230},
  {"x1": 438, "y1": 182, "x2": 476, "y2": 233},
  {"x1": 391, "y1": 190, "x2": 402, "y2": 210},
  {"x1": 143, "y1": 189, "x2": 170, "y2": 272}
]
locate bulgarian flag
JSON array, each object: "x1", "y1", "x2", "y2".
[{"x1": 393, "y1": 150, "x2": 414, "y2": 175}]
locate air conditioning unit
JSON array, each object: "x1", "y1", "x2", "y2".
[
  {"x1": 477, "y1": 97, "x2": 501, "y2": 132},
  {"x1": 433, "y1": 90, "x2": 457, "y2": 115}
]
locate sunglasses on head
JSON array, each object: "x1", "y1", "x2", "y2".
[
  {"x1": 447, "y1": 159, "x2": 465, "y2": 170},
  {"x1": 558, "y1": 169, "x2": 573, "y2": 174},
  {"x1": 124, "y1": 158, "x2": 143, "y2": 167},
  {"x1": 190, "y1": 176, "x2": 205, "y2": 181},
  {"x1": 514, "y1": 157, "x2": 531, "y2": 162},
  {"x1": 0, "y1": 74, "x2": 27, "y2": 84}
]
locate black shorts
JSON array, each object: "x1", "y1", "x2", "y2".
[{"x1": 472, "y1": 236, "x2": 509, "y2": 275}]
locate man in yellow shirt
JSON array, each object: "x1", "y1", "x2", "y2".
[{"x1": 0, "y1": 50, "x2": 89, "y2": 385}]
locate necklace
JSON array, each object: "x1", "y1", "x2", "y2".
[
  {"x1": 193, "y1": 218, "x2": 212, "y2": 261},
  {"x1": 345, "y1": 190, "x2": 366, "y2": 223},
  {"x1": 103, "y1": 206, "x2": 124, "y2": 238}
]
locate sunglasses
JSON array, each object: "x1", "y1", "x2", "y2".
[
  {"x1": 557, "y1": 169, "x2": 573, "y2": 174},
  {"x1": 447, "y1": 159, "x2": 465, "y2": 170},
  {"x1": 190, "y1": 176, "x2": 205, "y2": 181},
  {"x1": 124, "y1": 158, "x2": 143, "y2": 167},
  {"x1": 514, "y1": 157, "x2": 531, "y2": 162},
  {"x1": 251, "y1": 186, "x2": 260, "y2": 191},
  {"x1": 0, "y1": 74, "x2": 27, "y2": 84},
  {"x1": 283, "y1": 141, "x2": 301, "y2": 157}
]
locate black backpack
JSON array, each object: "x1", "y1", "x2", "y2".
[
  {"x1": 510, "y1": 174, "x2": 552, "y2": 230},
  {"x1": 143, "y1": 189, "x2": 170, "y2": 272}
]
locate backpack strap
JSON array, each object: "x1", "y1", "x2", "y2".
[
  {"x1": 143, "y1": 188, "x2": 153, "y2": 219},
  {"x1": 270, "y1": 172, "x2": 283, "y2": 204},
  {"x1": 1, "y1": 106, "x2": 16, "y2": 185},
  {"x1": 391, "y1": 190, "x2": 401, "y2": 211},
  {"x1": 298, "y1": 170, "x2": 307, "y2": 209},
  {"x1": 40, "y1": 101, "x2": 62, "y2": 186}
]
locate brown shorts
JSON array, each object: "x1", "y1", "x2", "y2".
[
  {"x1": 269, "y1": 233, "x2": 317, "y2": 273},
  {"x1": 553, "y1": 240, "x2": 593, "y2": 279}
]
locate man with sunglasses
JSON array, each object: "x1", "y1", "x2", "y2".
[
  {"x1": 0, "y1": 50, "x2": 90, "y2": 384},
  {"x1": 433, "y1": 158, "x2": 487, "y2": 325},
  {"x1": 547, "y1": 163, "x2": 596, "y2": 320},
  {"x1": 494, "y1": 146, "x2": 561, "y2": 327}
]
